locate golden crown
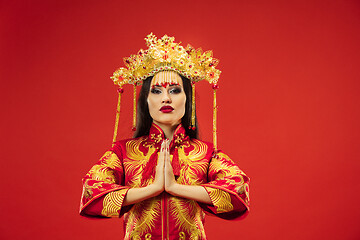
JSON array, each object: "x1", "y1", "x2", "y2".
[{"x1": 111, "y1": 33, "x2": 221, "y2": 87}]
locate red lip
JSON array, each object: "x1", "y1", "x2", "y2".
[{"x1": 160, "y1": 106, "x2": 174, "y2": 113}]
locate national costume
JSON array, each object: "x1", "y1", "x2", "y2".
[
  {"x1": 79, "y1": 33, "x2": 250, "y2": 240},
  {"x1": 80, "y1": 123, "x2": 249, "y2": 239}
]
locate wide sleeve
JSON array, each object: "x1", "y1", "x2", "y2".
[
  {"x1": 79, "y1": 150, "x2": 131, "y2": 218},
  {"x1": 201, "y1": 150, "x2": 250, "y2": 220}
]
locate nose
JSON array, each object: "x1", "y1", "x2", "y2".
[{"x1": 161, "y1": 91, "x2": 172, "y2": 104}]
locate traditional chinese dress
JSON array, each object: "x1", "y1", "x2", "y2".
[{"x1": 80, "y1": 123, "x2": 250, "y2": 240}]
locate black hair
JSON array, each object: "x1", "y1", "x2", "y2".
[{"x1": 133, "y1": 74, "x2": 198, "y2": 139}]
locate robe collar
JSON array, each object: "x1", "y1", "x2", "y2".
[{"x1": 148, "y1": 122, "x2": 189, "y2": 147}]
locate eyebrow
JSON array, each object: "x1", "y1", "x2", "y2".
[{"x1": 151, "y1": 82, "x2": 180, "y2": 88}]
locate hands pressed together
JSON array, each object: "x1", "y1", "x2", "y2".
[
  {"x1": 153, "y1": 139, "x2": 178, "y2": 195},
  {"x1": 123, "y1": 140, "x2": 212, "y2": 206}
]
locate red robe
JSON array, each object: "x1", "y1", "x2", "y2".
[{"x1": 80, "y1": 123, "x2": 250, "y2": 240}]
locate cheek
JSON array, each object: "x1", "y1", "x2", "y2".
[
  {"x1": 182, "y1": 98, "x2": 186, "y2": 109},
  {"x1": 147, "y1": 94, "x2": 158, "y2": 108},
  {"x1": 177, "y1": 94, "x2": 186, "y2": 113},
  {"x1": 147, "y1": 97, "x2": 156, "y2": 115}
]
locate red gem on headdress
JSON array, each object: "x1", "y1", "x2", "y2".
[
  {"x1": 163, "y1": 55, "x2": 168, "y2": 60},
  {"x1": 132, "y1": 127, "x2": 137, "y2": 131},
  {"x1": 143, "y1": 66, "x2": 146, "y2": 69},
  {"x1": 212, "y1": 84, "x2": 219, "y2": 90},
  {"x1": 189, "y1": 65, "x2": 192, "y2": 68},
  {"x1": 209, "y1": 63, "x2": 214, "y2": 67},
  {"x1": 125, "y1": 60, "x2": 130, "y2": 64},
  {"x1": 117, "y1": 88, "x2": 124, "y2": 93}
]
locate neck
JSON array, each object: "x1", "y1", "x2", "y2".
[{"x1": 153, "y1": 121, "x2": 180, "y2": 141}]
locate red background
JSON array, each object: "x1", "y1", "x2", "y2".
[{"x1": 1, "y1": 0, "x2": 360, "y2": 239}]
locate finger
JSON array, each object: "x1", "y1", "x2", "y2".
[
  {"x1": 167, "y1": 139, "x2": 170, "y2": 151},
  {"x1": 163, "y1": 140, "x2": 169, "y2": 156},
  {"x1": 158, "y1": 141, "x2": 166, "y2": 165},
  {"x1": 166, "y1": 154, "x2": 172, "y2": 167},
  {"x1": 164, "y1": 140, "x2": 169, "y2": 158},
  {"x1": 160, "y1": 140, "x2": 166, "y2": 152},
  {"x1": 165, "y1": 152, "x2": 171, "y2": 166}
]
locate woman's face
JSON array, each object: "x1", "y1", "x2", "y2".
[{"x1": 147, "y1": 71, "x2": 186, "y2": 127}]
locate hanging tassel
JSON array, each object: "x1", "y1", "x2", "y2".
[
  {"x1": 112, "y1": 88, "x2": 124, "y2": 146},
  {"x1": 141, "y1": 148, "x2": 160, "y2": 185},
  {"x1": 132, "y1": 83, "x2": 137, "y2": 131},
  {"x1": 191, "y1": 82, "x2": 196, "y2": 130},
  {"x1": 212, "y1": 84, "x2": 219, "y2": 151}
]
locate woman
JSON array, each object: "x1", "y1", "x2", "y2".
[{"x1": 80, "y1": 34, "x2": 250, "y2": 240}]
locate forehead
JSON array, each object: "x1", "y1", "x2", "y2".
[{"x1": 151, "y1": 71, "x2": 183, "y2": 86}]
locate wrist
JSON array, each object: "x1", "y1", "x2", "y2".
[
  {"x1": 148, "y1": 182, "x2": 164, "y2": 196},
  {"x1": 166, "y1": 182, "x2": 180, "y2": 196}
]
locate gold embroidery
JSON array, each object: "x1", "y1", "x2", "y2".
[
  {"x1": 82, "y1": 151, "x2": 123, "y2": 199},
  {"x1": 174, "y1": 133, "x2": 185, "y2": 144},
  {"x1": 169, "y1": 197, "x2": 204, "y2": 240},
  {"x1": 150, "y1": 133, "x2": 162, "y2": 143},
  {"x1": 206, "y1": 188, "x2": 234, "y2": 213},
  {"x1": 126, "y1": 198, "x2": 161, "y2": 239},
  {"x1": 83, "y1": 182, "x2": 104, "y2": 199},
  {"x1": 209, "y1": 152, "x2": 250, "y2": 205},
  {"x1": 83, "y1": 186, "x2": 92, "y2": 199},
  {"x1": 86, "y1": 151, "x2": 122, "y2": 183},
  {"x1": 145, "y1": 233, "x2": 152, "y2": 239},
  {"x1": 210, "y1": 153, "x2": 244, "y2": 181},
  {"x1": 124, "y1": 138, "x2": 157, "y2": 187},
  {"x1": 236, "y1": 183, "x2": 250, "y2": 204},
  {"x1": 177, "y1": 140, "x2": 208, "y2": 185},
  {"x1": 101, "y1": 190, "x2": 127, "y2": 217},
  {"x1": 179, "y1": 231, "x2": 186, "y2": 240}
]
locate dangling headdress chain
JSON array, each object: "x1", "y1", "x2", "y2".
[{"x1": 111, "y1": 33, "x2": 221, "y2": 150}]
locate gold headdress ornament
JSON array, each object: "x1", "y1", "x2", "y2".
[{"x1": 111, "y1": 33, "x2": 221, "y2": 150}]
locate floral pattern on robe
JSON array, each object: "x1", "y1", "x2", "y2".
[{"x1": 80, "y1": 123, "x2": 250, "y2": 240}]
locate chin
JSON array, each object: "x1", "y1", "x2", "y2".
[{"x1": 154, "y1": 118, "x2": 181, "y2": 126}]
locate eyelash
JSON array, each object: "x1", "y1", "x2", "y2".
[
  {"x1": 150, "y1": 88, "x2": 162, "y2": 94},
  {"x1": 169, "y1": 87, "x2": 182, "y2": 94},
  {"x1": 150, "y1": 87, "x2": 182, "y2": 94}
]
